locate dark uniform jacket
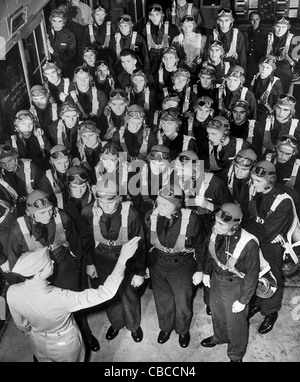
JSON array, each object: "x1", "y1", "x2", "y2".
[
  {"x1": 80, "y1": 202, "x2": 146, "y2": 276},
  {"x1": 145, "y1": 209, "x2": 208, "y2": 272},
  {"x1": 205, "y1": 228, "x2": 260, "y2": 305}
]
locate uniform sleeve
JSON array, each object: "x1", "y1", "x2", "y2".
[
  {"x1": 63, "y1": 262, "x2": 126, "y2": 312},
  {"x1": 237, "y1": 32, "x2": 247, "y2": 72},
  {"x1": 235, "y1": 239, "x2": 260, "y2": 305},
  {"x1": 79, "y1": 207, "x2": 95, "y2": 266},
  {"x1": 7, "y1": 224, "x2": 27, "y2": 269},
  {"x1": 62, "y1": 211, "x2": 82, "y2": 262},
  {"x1": 97, "y1": 89, "x2": 108, "y2": 116}
]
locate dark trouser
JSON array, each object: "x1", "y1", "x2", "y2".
[
  {"x1": 210, "y1": 271, "x2": 249, "y2": 361},
  {"x1": 91, "y1": 250, "x2": 141, "y2": 332},
  {"x1": 249, "y1": 243, "x2": 284, "y2": 316},
  {"x1": 150, "y1": 254, "x2": 195, "y2": 335}
]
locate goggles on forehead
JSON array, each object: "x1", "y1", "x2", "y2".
[
  {"x1": 150, "y1": 150, "x2": 169, "y2": 160},
  {"x1": 50, "y1": 149, "x2": 70, "y2": 159},
  {"x1": 79, "y1": 123, "x2": 98, "y2": 132},
  {"x1": 163, "y1": 46, "x2": 177, "y2": 54},
  {"x1": 174, "y1": 68, "x2": 190, "y2": 78},
  {"x1": 196, "y1": 99, "x2": 213, "y2": 109},
  {"x1": 161, "y1": 108, "x2": 181, "y2": 119},
  {"x1": 217, "y1": 209, "x2": 241, "y2": 222},
  {"x1": 199, "y1": 68, "x2": 215, "y2": 77},
  {"x1": 96, "y1": 191, "x2": 118, "y2": 201},
  {"x1": 118, "y1": 16, "x2": 132, "y2": 23},
  {"x1": 252, "y1": 166, "x2": 276, "y2": 177},
  {"x1": 210, "y1": 119, "x2": 229, "y2": 129},
  {"x1": 16, "y1": 112, "x2": 34, "y2": 121},
  {"x1": 28, "y1": 195, "x2": 54, "y2": 209},
  {"x1": 148, "y1": 6, "x2": 163, "y2": 13},
  {"x1": 93, "y1": 5, "x2": 106, "y2": 13},
  {"x1": 74, "y1": 66, "x2": 90, "y2": 75},
  {"x1": 0, "y1": 146, "x2": 15, "y2": 157},
  {"x1": 218, "y1": 8, "x2": 232, "y2": 16},
  {"x1": 127, "y1": 110, "x2": 145, "y2": 119},
  {"x1": 51, "y1": 11, "x2": 65, "y2": 19},
  {"x1": 278, "y1": 94, "x2": 296, "y2": 105},
  {"x1": 110, "y1": 89, "x2": 127, "y2": 100},
  {"x1": 182, "y1": 16, "x2": 195, "y2": 23},
  {"x1": 232, "y1": 100, "x2": 249, "y2": 110},
  {"x1": 177, "y1": 155, "x2": 195, "y2": 163},
  {"x1": 101, "y1": 147, "x2": 120, "y2": 156},
  {"x1": 67, "y1": 173, "x2": 88, "y2": 183},
  {"x1": 209, "y1": 40, "x2": 223, "y2": 48},
  {"x1": 227, "y1": 71, "x2": 243, "y2": 78},
  {"x1": 234, "y1": 155, "x2": 254, "y2": 167},
  {"x1": 279, "y1": 136, "x2": 298, "y2": 147},
  {"x1": 275, "y1": 16, "x2": 290, "y2": 22}
]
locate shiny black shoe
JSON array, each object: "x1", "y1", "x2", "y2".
[
  {"x1": 206, "y1": 305, "x2": 212, "y2": 316},
  {"x1": 179, "y1": 332, "x2": 190, "y2": 348},
  {"x1": 247, "y1": 305, "x2": 260, "y2": 320},
  {"x1": 230, "y1": 359, "x2": 243, "y2": 362},
  {"x1": 258, "y1": 312, "x2": 278, "y2": 334},
  {"x1": 85, "y1": 335, "x2": 100, "y2": 352},
  {"x1": 157, "y1": 330, "x2": 171, "y2": 344},
  {"x1": 105, "y1": 325, "x2": 119, "y2": 341},
  {"x1": 200, "y1": 336, "x2": 218, "y2": 348},
  {"x1": 131, "y1": 327, "x2": 143, "y2": 342}
]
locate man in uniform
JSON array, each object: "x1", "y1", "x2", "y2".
[
  {"x1": 6, "y1": 189, "x2": 100, "y2": 352},
  {"x1": 200, "y1": 203, "x2": 260, "y2": 362},
  {"x1": 80, "y1": 179, "x2": 146, "y2": 343},
  {"x1": 245, "y1": 161, "x2": 295, "y2": 334},
  {"x1": 7, "y1": 238, "x2": 140, "y2": 362}
]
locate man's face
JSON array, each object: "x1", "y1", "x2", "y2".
[
  {"x1": 101, "y1": 154, "x2": 119, "y2": 173},
  {"x1": 75, "y1": 73, "x2": 90, "y2": 92},
  {"x1": 196, "y1": 106, "x2": 211, "y2": 122},
  {"x1": 0, "y1": 156, "x2": 18, "y2": 172},
  {"x1": 150, "y1": 159, "x2": 168, "y2": 175},
  {"x1": 200, "y1": 74, "x2": 213, "y2": 89},
  {"x1": 81, "y1": 132, "x2": 98, "y2": 148},
  {"x1": 110, "y1": 100, "x2": 126, "y2": 115},
  {"x1": 32, "y1": 95, "x2": 48, "y2": 109},
  {"x1": 162, "y1": 53, "x2": 177, "y2": 70},
  {"x1": 232, "y1": 106, "x2": 247, "y2": 125},
  {"x1": 206, "y1": 127, "x2": 223, "y2": 146},
  {"x1": 94, "y1": 10, "x2": 106, "y2": 25},
  {"x1": 182, "y1": 21, "x2": 194, "y2": 34},
  {"x1": 51, "y1": 17, "x2": 64, "y2": 32},
  {"x1": 209, "y1": 47, "x2": 222, "y2": 62},
  {"x1": 34, "y1": 206, "x2": 54, "y2": 225},
  {"x1": 174, "y1": 75, "x2": 188, "y2": 91},
  {"x1": 127, "y1": 118, "x2": 143, "y2": 134},
  {"x1": 16, "y1": 118, "x2": 34, "y2": 138},
  {"x1": 226, "y1": 76, "x2": 241, "y2": 92},
  {"x1": 251, "y1": 173, "x2": 269, "y2": 193},
  {"x1": 121, "y1": 55, "x2": 136, "y2": 74},
  {"x1": 214, "y1": 213, "x2": 233, "y2": 235},
  {"x1": 276, "y1": 146, "x2": 294, "y2": 163},
  {"x1": 250, "y1": 14, "x2": 261, "y2": 30},
  {"x1": 218, "y1": 17, "x2": 231, "y2": 33},
  {"x1": 69, "y1": 183, "x2": 88, "y2": 199},
  {"x1": 53, "y1": 157, "x2": 70, "y2": 173},
  {"x1": 97, "y1": 195, "x2": 119, "y2": 214},
  {"x1": 234, "y1": 164, "x2": 250, "y2": 179},
  {"x1": 83, "y1": 52, "x2": 96, "y2": 67},
  {"x1": 275, "y1": 104, "x2": 291, "y2": 123},
  {"x1": 274, "y1": 24, "x2": 288, "y2": 37},
  {"x1": 177, "y1": 0, "x2": 187, "y2": 6},
  {"x1": 149, "y1": 11, "x2": 162, "y2": 26},
  {"x1": 61, "y1": 111, "x2": 78, "y2": 128},
  {"x1": 119, "y1": 23, "x2": 131, "y2": 35},
  {"x1": 43, "y1": 68, "x2": 60, "y2": 84},
  {"x1": 161, "y1": 120, "x2": 178, "y2": 138},
  {"x1": 96, "y1": 64, "x2": 109, "y2": 81},
  {"x1": 259, "y1": 63, "x2": 273, "y2": 79},
  {"x1": 156, "y1": 195, "x2": 176, "y2": 217},
  {"x1": 132, "y1": 76, "x2": 146, "y2": 92}
]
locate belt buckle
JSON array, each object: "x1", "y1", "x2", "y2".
[
  {"x1": 108, "y1": 240, "x2": 116, "y2": 246},
  {"x1": 48, "y1": 244, "x2": 54, "y2": 251},
  {"x1": 130, "y1": 156, "x2": 137, "y2": 162},
  {"x1": 155, "y1": 44, "x2": 162, "y2": 49},
  {"x1": 165, "y1": 248, "x2": 172, "y2": 253}
]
